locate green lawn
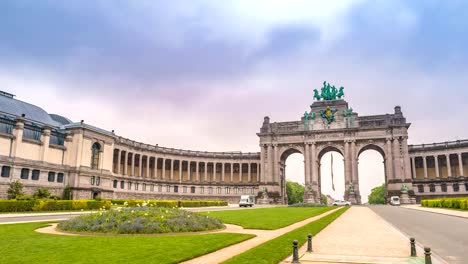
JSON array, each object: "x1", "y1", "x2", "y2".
[
  {"x1": 202, "y1": 207, "x2": 333, "y2": 230},
  {"x1": 0, "y1": 222, "x2": 254, "y2": 264},
  {"x1": 223, "y1": 207, "x2": 349, "y2": 264}
]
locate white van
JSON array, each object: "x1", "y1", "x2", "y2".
[
  {"x1": 239, "y1": 195, "x2": 255, "y2": 207},
  {"x1": 390, "y1": 196, "x2": 400, "y2": 206}
]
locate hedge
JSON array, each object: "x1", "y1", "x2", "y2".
[
  {"x1": 421, "y1": 197, "x2": 468, "y2": 210},
  {"x1": 0, "y1": 200, "x2": 111, "y2": 212},
  {"x1": 111, "y1": 199, "x2": 228, "y2": 208}
]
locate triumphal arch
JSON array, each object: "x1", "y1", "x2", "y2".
[{"x1": 257, "y1": 82, "x2": 414, "y2": 204}]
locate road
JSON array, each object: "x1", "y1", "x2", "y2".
[
  {"x1": 370, "y1": 205, "x2": 468, "y2": 264},
  {"x1": 0, "y1": 204, "x2": 282, "y2": 224}
]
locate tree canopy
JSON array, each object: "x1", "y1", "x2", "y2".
[
  {"x1": 368, "y1": 184, "x2": 386, "y2": 204},
  {"x1": 286, "y1": 181, "x2": 304, "y2": 205}
]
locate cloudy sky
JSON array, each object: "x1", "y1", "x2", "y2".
[{"x1": 1, "y1": 1, "x2": 467, "y2": 202}]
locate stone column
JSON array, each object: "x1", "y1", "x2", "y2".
[
  {"x1": 162, "y1": 158, "x2": 166, "y2": 180},
  {"x1": 230, "y1": 163, "x2": 234, "y2": 182},
  {"x1": 221, "y1": 163, "x2": 225, "y2": 182},
  {"x1": 213, "y1": 162, "x2": 217, "y2": 182},
  {"x1": 392, "y1": 138, "x2": 402, "y2": 180},
  {"x1": 39, "y1": 126, "x2": 51, "y2": 162},
  {"x1": 168, "y1": 159, "x2": 173, "y2": 180},
  {"x1": 351, "y1": 140, "x2": 357, "y2": 183},
  {"x1": 304, "y1": 143, "x2": 310, "y2": 185},
  {"x1": 196, "y1": 162, "x2": 200, "y2": 182},
  {"x1": 138, "y1": 154, "x2": 143, "y2": 177},
  {"x1": 386, "y1": 138, "x2": 394, "y2": 180},
  {"x1": 274, "y1": 144, "x2": 279, "y2": 182},
  {"x1": 423, "y1": 156, "x2": 428, "y2": 178},
  {"x1": 116, "y1": 149, "x2": 121, "y2": 175},
  {"x1": 401, "y1": 137, "x2": 412, "y2": 180},
  {"x1": 187, "y1": 161, "x2": 191, "y2": 182},
  {"x1": 260, "y1": 145, "x2": 265, "y2": 183},
  {"x1": 239, "y1": 163, "x2": 243, "y2": 182},
  {"x1": 124, "y1": 151, "x2": 128, "y2": 175},
  {"x1": 434, "y1": 155, "x2": 440, "y2": 178},
  {"x1": 204, "y1": 162, "x2": 208, "y2": 182},
  {"x1": 146, "y1": 156, "x2": 150, "y2": 178},
  {"x1": 458, "y1": 153, "x2": 464, "y2": 176},
  {"x1": 267, "y1": 144, "x2": 273, "y2": 182},
  {"x1": 446, "y1": 154, "x2": 452, "y2": 177},
  {"x1": 311, "y1": 142, "x2": 318, "y2": 185},
  {"x1": 344, "y1": 141, "x2": 352, "y2": 183},
  {"x1": 179, "y1": 161, "x2": 183, "y2": 182},
  {"x1": 257, "y1": 163, "x2": 261, "y2": 182},
  {"x1": 411, "y1": 156, "x2": 416, "y2": 179},
  {"x1": 11, "y1": 118, "x2": 24, "y2": 158},
  {"x1": 130, "y1": 153, "x2": 135, "y2": 176},
  {"x1": 248, "y1": 163, "x2": 251, "y2": 182}
]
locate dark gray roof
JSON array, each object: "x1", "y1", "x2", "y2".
[
  {"x1": 49, "y1": 114, "x2": 72, "y2": 125},
  {"x1": 0, "y1": 93, "x2": 61, "y2": 127}
]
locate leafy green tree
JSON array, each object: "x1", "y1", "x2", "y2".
[
  {"x1": 286, "y1": 181, "x2": 304, "y2": 205},
  {"x1": 321, "y1": 194, "x2": 328, "y2": 205},
  {"x1": 63, "y1": 185, "x2": 72, "y2": 200},
  {"x1": 7, "y1": 180, "x2": 24, "y2": 199},
  {"x1": 368, "y1": 184, "x2": 386, "y2": 204}
]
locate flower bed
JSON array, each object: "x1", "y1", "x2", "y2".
[
  {"x1": 57, "y1": 207, "x2": 224, "y2": 234},
  {"x1": 421, "y1": 197, "x2": 468, "y2": 210},
  {"x1": 110, "y1": 199, "x2": 227, "y2": 208}
]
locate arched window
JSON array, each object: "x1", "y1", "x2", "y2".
[{"x1": 91, "y1": 142, "x2": 101, "y2": 169}]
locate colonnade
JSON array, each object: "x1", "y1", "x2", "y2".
[
  {"x1": 112, "y1": 148, "x2": 261, "y2": 183},
  {"x1": 410, "y1": 152, "x2": 468, "y2": 179}
]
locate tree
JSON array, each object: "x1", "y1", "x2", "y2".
[
  {"x1": 368, "y1": 184, "x2": 386, "y2": 204},
  {"x1": 7, "y1": 180, "x2": 24, "y2": 199},
  {"x1": 321, "y1": 194, "x2": 328, "y2": 205},
  {"x1": 33, "y1": 188, "x2": 51, "y2": 199},
  {"x1": 286, "y1": 181, "x2": 304, "y2": 205}
]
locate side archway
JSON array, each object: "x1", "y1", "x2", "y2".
[{"x1": 358, "y1": 144, "x2": 386, "y2": 204}]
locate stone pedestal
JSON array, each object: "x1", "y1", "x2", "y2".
[
  {"x1": 348, "y1": 192, "x2": 358, "y2": 205},
  {"x1": 258, "y1": 197, "x2": 270, "y2": 205},
  {"x1": 400, "y1": 192, "x2": 411, "y2": 204},
  {"x1": 303, "y1": 191, "x2": 318, "y2": 204}
]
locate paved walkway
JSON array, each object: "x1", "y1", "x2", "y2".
[
  {"x1": 282, "y1": 207, "x2": 438, "y2": 264},
  {"x1": 181, "y1": 208, "x2": 341, "y2": 264},
  {"x1": 401, "y1": 204, "x2": 468, "y2": 219}
]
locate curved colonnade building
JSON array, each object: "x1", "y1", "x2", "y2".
[{"x1": 0, "y1": 91, "x2": 260, "y2": 202}]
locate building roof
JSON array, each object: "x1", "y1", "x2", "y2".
[
  {"x1": 49, "y1": 114, "x2": 72, "y2": 125},
  {"x1": 0, "y1": 91, "x2": 63, "y2": 127}
]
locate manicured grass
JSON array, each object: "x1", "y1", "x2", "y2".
[
  {"x1": 0, "y1": 222, "x2": 254, "y2": 264},
  {"x1": 222, "y1": 207, "x2": 349, "y2": 264},
  {"x1": 202, "y1": 207, "x2": 333, "y2": 230}
]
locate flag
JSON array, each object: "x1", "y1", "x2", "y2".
[{"x1": 331, "y1": 153, "x2": 335, "y2": 191}]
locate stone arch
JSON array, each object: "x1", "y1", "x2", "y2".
[
  {"x1": 279, "y1": 146, "x2": 304, "y2": 162},
  {"x1": 357, "y1": 143, "x2": 386, "y2": 159},
  {"x1": 317, "y1": 144, "x2": 344, "y2": 160}
]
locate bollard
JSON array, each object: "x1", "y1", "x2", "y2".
[
  {"x1": 307, "y1": 234, "x2": 313, "y2": 253},
  {"x1": 424, "y1": 247, "x2": 432, "y2": 264},
  {"x1": 292, "y1": 240, "x2": 300, "y2": 264},
  {"x1": 410, "y1": 238, "x2": 416, "y2": 257}
]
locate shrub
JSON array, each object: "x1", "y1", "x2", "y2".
[
  {"x1": 63, "y1": 185, "x2": 72, "y2": 200},
  {"x1": 0, "y1": 200, "x2": 112, "y2": 212},
  {"x1": 58, "y1": 207, "x2": 224, "y2": 234},
  {"x1": 7, "y1": 180, "x2": 24, "y2": 199},
  {"x1": 33, "y1": 188, "x2": 51, "y2": 199},
  {"x1": 421, "y1": 197, "x2": 468, "y2": 211}
]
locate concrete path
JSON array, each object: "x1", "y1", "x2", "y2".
[
  {"x1": 181, "y1": 208, "x2": 341, "y2": 264},
  {"x1": 401, "y1": 204, "x2": 468, "y2": 219},
  {"x1": 283, "y1": 207, "x2": 437, "y2": 264}
]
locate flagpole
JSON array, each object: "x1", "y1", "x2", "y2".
[{"x1": 331, "y1": 153, "x2": 335, "y2": 191}]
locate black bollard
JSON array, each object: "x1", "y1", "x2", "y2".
[
  {"x1": 307, "y1": 234, "x2": 313, "y2": 253},
  {"x1": 410, "y1": 238, "x2": 416, "y2": 257},
  {"x1": 424, "y1": 247, "x2": 432, "y2": 264},
  {"x1": 292, "y1": 240, "x2": 300, "y2": 264}
]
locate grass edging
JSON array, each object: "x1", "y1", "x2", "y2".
[{"x1": 222, "y1": 207, "x2": 349, "y2": 264}]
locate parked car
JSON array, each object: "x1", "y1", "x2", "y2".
[
  {"x1": 390, "y1": 196, "x2": 400, "y2": 206},
  {"x1": 332, "y1": 200, "x2": 351, "y2": 206}
]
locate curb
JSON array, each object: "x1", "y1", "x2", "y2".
[{"x1": 399, "y1": 206, "x2": 468, "y2": 220}]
